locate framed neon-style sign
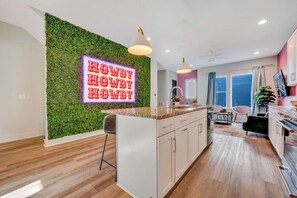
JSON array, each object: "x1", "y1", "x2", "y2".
[{"x1": 82, "y1": 55, "x2": 136, "y2": 103}]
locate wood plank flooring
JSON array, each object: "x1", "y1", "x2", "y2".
[
  {"x1": 169, "y1": 134, "x2": 289, "y2": 198},
  {"x1": 0, "y1": 133, "x2": 289, "y2": 198}
]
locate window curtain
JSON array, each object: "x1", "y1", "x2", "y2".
[
  {"x1": 206, "y1": 72, "x2": 216, "y2": 105},
  {"x1": 252, "y1": 66, "x2": 266, "y2": 114}
]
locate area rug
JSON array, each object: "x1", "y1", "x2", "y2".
[{"x1": 210, "y1": 122, "x2": 247, "y2": 138}]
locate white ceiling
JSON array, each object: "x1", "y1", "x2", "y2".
[{"x1": 26, "y1": 0, "x2": 297, "y2": 71}]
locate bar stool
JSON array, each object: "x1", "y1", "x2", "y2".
[{"x1": 99, "y1": 114, "x2": 117, "y2": 181}]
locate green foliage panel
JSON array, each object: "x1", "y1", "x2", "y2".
[{"x1": 46, "y1": 14, "x2": 150, "y2": 139}]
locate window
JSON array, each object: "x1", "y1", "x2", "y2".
[
  {"x1": 231, "y1": 74, "x2": 253, "y2": 107},
  {"x1": 185, "y1": 79, "x2": 197, "y2": 99},
  {"x1": 215, "y1": 76, "x2": 227, "y2": 107}
]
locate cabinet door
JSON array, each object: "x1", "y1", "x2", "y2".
[
  {"x1": 198, "y1": 118, "x2": 207, "y2": 153},
  {"x1": 175, "y1": 126, "x2": 189, "y2": 180},
  {"x1": 295, "y1": 32, "x2": 297, "y2": 82},
  {"x1": 287, "y1": 32, "x2": 297, "y2": 85},
  {"x1": 188, "y1": 121, "x2": 199, "y2": 163},
  {"x1": 269, "y1": 116, "x2": 277, "y2": 148},
  {"x1": 275, "y1": 122, "x2": 284, "y2": 158},
  {"x1": 158, "y1": 132, "x2": 175, "y2": 198},
  {"x1": 268, "y1": 117, "x2": 272, "y2": 141},
  {"x1": 268, "y1": 116, "x2": 275, "y2": 144},
  {"x1": 279, "y1": 127, "x2": 285, "y2": 157}
]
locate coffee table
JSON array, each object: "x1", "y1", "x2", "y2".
[{"x1": 213, "y1": 112, "x2": 233, "y2": 124}]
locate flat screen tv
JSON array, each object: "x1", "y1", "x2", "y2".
[{"x1": 273, "y1": 70, "x2": 288, "y2": 97}]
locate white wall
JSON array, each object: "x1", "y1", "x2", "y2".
[
  {"x1": 198, "y1": 56, "x2": 278, "y2": 108},
  {"x1": 150, "y1": 59, "x2": 158, "y2": 106},
  {"x1": 0, "y1": 0, "x2": 45, "y2": 44},
  {"x1": 0, "y1": 21, "x2": 45, "y2": 143},
  {"x1": 158, "y1": 69, "x2": 177, "y2": 105}
]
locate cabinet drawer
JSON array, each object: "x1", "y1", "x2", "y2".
[
  {"x1": 189, "y1": 109, "x2": 207, "y2": 123},
  {"x1": 175, "y1": 113, "x2": 190, "y2": 129},
  {"x1": 157, "y1": 117, "x2": 175, "y2": 137}
]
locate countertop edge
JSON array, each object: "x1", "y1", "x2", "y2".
[
  {"x1": 102, "y1": 106, "x2": 210, "y2": 120},
  {"x1": 269, "y1": 105, "x2": 297, "y2": 119}
]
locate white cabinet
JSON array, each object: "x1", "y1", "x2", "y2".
[
  {"x1": 158, "y1": 131, "x2": 175, "y2": 198},
  {"x1": 198, "y1": 117, "x2": 207, "y2": 153},
  {"x1": 157, "y1": 117, "x2": 175, "y2": 137},
  {"x1": 190, "y1": 109, "x2": 207, "y2": 122},
  {"x1": 268, "y1": 116, "x2": 276, "y2": 146},
  {"x1": 274, "y1": 121, "x2": 281, "y2": 155},
  {"x1": 188, "y1": 121, "x2": 199, "y2": 163},
  {"x1": 287, "y1": 29, "x2": 297, "y2": 86},
  {"x1": 175, "y1": 113, "x2": 190, "y2": 130},
  {"x1": 275, "y1": 121, "x2": 284, "y2": 157},
  {"x1": 268, "y1": 108, "x2": 284, "y2": 158},
  {"x1": 116, "y1": 108, "x2": 208, "y2": 198},
  {"x1": 175, "y1": 126, "x2": 190, "y2": 180},
  {"x1": 158, "y1": 110, "x2": 207, "y2": 197}
]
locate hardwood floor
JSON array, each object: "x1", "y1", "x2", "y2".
[
  {"x1": 0, "y1": 133, "x2": 289, "y2": 198},
  {"x1": 0, "y1": 135, "x2": 128, "y2": 198},
  {"x1": 170, "y1": 134, "x2": 289, "y2": 198}
]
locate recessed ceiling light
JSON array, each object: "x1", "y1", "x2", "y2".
[
  {"x1": 165, "y1": 49, "x2": 170, "y2": 53},
  {"x1": 190, "y1": 64, "x2": 193, "y2": 67},
  {"x1": 258, "y1": 19, "x2": 267, "y2": 25},
  {"x1": 254, "y1": 51, "x2": 260, "y2": 55},
  {"x1": 146, "y1": 37, "x2": 151, "y2": 41}
]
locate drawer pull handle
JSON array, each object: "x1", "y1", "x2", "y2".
[
  {"x1": 182, "y1": 128, "x2": 188, "y2": 131},
  {"x1": 173, "y1": 138, "x2": 176, "y2": 152},
  {"x1": 198, "y1": 124, "x2": 203, "y2": 133},
  {"x1": 181, "y1": 119, "x2": 188, "y2": 122},
  {"x1": 162, "y1": 124, "x2": 173, "y2": 129}
]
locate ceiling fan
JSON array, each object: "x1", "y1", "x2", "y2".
[{"x1": 199, "y1": 49, "x2": 228, "y2": 62}]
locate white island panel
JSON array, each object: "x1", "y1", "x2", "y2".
[{"x1": 117, "y1": 115, "x2": 157, "y2": 198}]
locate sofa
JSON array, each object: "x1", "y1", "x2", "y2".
[{"x1": 242, "y1": 113, "x2": 268, "y2": 135}]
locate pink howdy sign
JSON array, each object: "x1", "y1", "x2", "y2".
[{"x1": 82, "y1": 55, "x2": 136, "y2": 103}]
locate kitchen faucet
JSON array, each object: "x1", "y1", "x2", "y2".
[{"x1": 169, "y1": 86, "x2": 184, "y2": 105}]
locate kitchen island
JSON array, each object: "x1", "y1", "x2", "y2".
[{"x1": 102, "y1": 106, "x2": 210, "y2": 198}]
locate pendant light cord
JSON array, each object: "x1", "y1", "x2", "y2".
[{"x1": 182, "y1": 19, "x2": 186, "y2": 60}]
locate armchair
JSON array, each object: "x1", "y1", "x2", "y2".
[
  {"x1": 242, "y1": 114, "x2": 268, "y2": 135},
  {"x1": 233, "y1": 106, "x2": 251, "y2": 122}
]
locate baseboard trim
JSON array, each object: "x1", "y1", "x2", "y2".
[
  {"x1": 0, "y1": 132, "x2": 45, "y2": 144},
  {"x1": 44, "y1": 130, "x2": 104, "y2": 147},
  {"x1": 0, "y1": 136, "x2": 44, "y2": 146}
]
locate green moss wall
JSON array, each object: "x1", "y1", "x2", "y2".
[{"x1": 46, "y1": 14, "x2": 150, "y2": 139}]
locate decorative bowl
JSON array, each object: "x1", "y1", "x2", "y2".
[{"x1": 291, "y1": 101, "x2": 297, "y2": 107}]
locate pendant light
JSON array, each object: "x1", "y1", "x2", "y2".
[
  {"x1": 176, "y1": 20, "x2": 192, "y2": 74},
  {"x1": 128, "y1": 27, "x2": 152, "y2": 56},
  {"x1": 177, "y1": 57, "x2": 192, "y2": 73}
]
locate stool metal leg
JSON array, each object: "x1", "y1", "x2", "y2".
[
  {"x1": 99, "y1": 134, "x2": 108, "y2": 170},
  {"x1": 99, "y1": 133, "x2": 117, "y2": 181}
]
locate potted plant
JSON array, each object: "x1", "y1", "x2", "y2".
[
  {"x1": 254, "y1": 86, "x2": 276, "y2": 112},
  {"x1": 192, "y1": 99, "x2": 198, "y2": 106},
  {"x1": 171, "y1": 95, "x2": 180, "y2": 106}
]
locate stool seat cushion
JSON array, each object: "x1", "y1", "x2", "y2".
[{"x1": 104, "y1": 114, "x2": 116, "y2": 134}]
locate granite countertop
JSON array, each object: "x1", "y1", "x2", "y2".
[
  {"x1": 269, "y1": 105, "x2": 297, "y2": 120},
  {"x1": 102, "y1": 105, "x2": 210, "y2": 120}
]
